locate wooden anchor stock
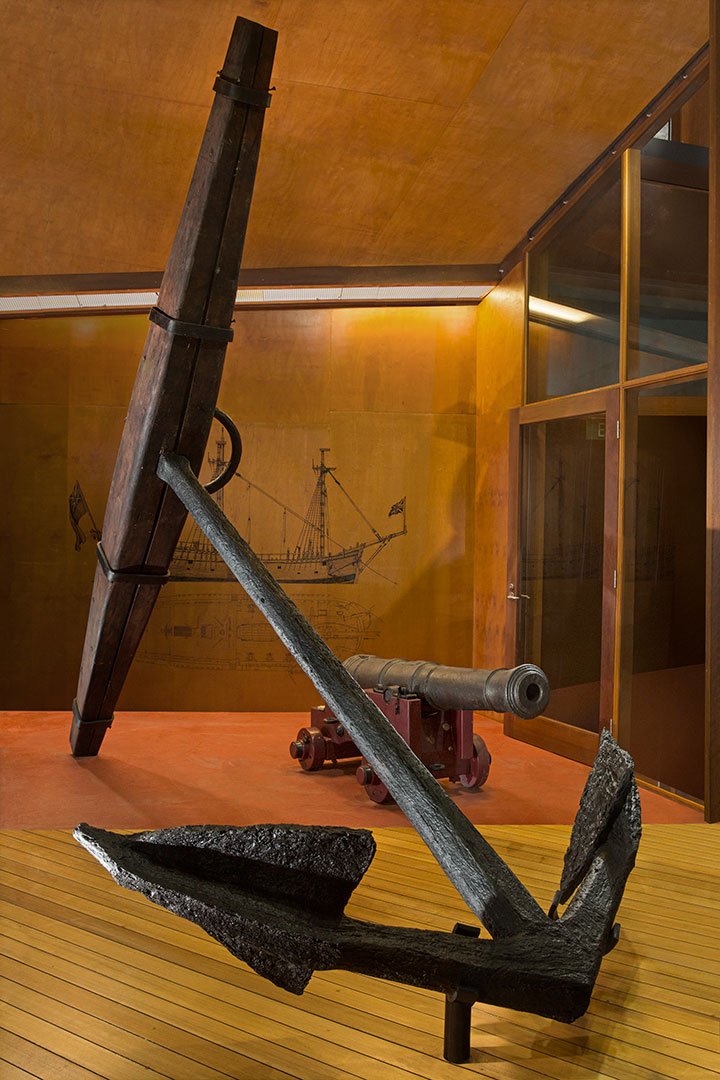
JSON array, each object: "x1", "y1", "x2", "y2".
[{"x1": 70, "y1": 16, "x2": 277, "y2": 757}]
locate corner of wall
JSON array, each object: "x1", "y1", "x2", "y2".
[{"x1": 472, "y1": 262, "x2": 526, "y2": 671}]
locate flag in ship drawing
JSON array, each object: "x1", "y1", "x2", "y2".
[{"x1": 68, "y1": 482, "x2": 101, "y2": 551}]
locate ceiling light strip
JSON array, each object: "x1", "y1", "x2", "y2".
[{"x1": 0, "y1": 285, "x2": 492, "y2": 315}]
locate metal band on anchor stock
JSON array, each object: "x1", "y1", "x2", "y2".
[
  {"x1": 95, "y1": 542, "x2": 170, "y2": 586},
  {"x1": 213, "y1": 73, "x2": 272, "y2": 109},
  {"x1": 72, "y1": 699, "x2": 113, "y2": 732},
  {"x1": 149, "y1": 306, "x2": 234, "y2": 344}
]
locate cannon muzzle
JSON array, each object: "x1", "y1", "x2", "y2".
[{"x1": 343, "y1": 655, "x2": 549, "y2": 720}]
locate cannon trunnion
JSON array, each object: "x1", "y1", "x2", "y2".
[{"x1": 289, "y1": 655, "x2": 549, "y2": 801}]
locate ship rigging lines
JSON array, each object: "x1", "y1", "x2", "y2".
[{"x1": 170, "y1": 444, "x2": 406, "y2": 586}]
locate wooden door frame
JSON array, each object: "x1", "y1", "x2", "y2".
[
  {"x1": 707, "y1": 0, "x2": 720, "y2": 822},
  {"x1": 505, "y1": 388, "x2": 620, "y2": 766},
  {"x1": 499, "y1": 40, "x2": 717, "y2": 814}
]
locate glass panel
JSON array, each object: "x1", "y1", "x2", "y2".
[
  {"x1": 620, "y1": 378, "x2": 706, "y2": 799},
  {"x1": 629, "y1": 84, "x2": 708, "y2": 379},
  {"x1": 527, "y1": 163, "x2": 621, "y2": 402},
  {"x1": 518, "y1": 414, "x2": 606, "y2": 731}
]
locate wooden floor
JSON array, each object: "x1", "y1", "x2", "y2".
[{"x1": 0, "y1": 824, "x2": 718, "y2": 1079}]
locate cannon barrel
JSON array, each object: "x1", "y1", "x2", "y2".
[{"x1": 343, "y1": 655, "x2": 549, "y2": 720}]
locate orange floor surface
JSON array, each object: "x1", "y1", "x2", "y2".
[{"x1": 0, "y1": 710, "x2": 701, "y2": 829}]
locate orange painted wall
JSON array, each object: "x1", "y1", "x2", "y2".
[
  {"x1": 473, "y1": 262, "x2": 525, "y2": 671},
  {"x1": 0, "y1": 304, "x2": 477, "y2": 710}
]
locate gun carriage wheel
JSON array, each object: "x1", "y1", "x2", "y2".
[
  {"x1": 457, "y1": 734, "x2": 492, "y2": 791},
  {"x1": 356, "y1": 761, "x2": 395, "y2": 804},
  {"x1": 289, "y1": 727, "x2": 326, "y2": 771}
]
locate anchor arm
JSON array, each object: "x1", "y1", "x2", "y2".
[{"x1": 75, "y1": 810, "x2": 636, "y2": 1024}]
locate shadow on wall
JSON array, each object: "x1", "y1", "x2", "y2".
[
  {"x1": 369, "y1": 401, "x2": 476, "y2": 670},
  {"x1": 473, "y1": 367, "x2": 520, "y2": 672}
]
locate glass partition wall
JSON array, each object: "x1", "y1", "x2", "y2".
[
  {"x1": 527, "y1": 164, "x2": 622, "y2": 401},
  {"x1": 514, "y1": 78, "x2": 709, "y2": 802},
  {"x1": 619, "y1": 378, "x2": 707, "y2": 799},
  {"x1": 518, "y1": 402, "x2": 616, "y2": 736},
  {"x1": 519, "y1": 416, "x2": 606, "y2": 731}
]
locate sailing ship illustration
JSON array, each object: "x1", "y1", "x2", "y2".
[{"x1": 170, "y1": 429, "x2": 407, "y2": 585}]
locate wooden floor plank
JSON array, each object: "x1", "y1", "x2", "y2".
[
  {"x1": 6, "y1": 857, "x2": 720, "y2": 1009},
  {"x1": 0, "y1": 945, "x2": 332, "y2": 1080},
  {"x1": 1, "y1": 825, "x2": 718, "y2": 1080},
  {"x1": 0, "y1": 974, "x2": 234, "y2": 1080},
  {"x1": 0, "y1": 934, "x2": 466, "y2": 1080},
  {"x1": 2, "y1": 883, "x2": 716, "y2": 1028},
  {"x1": 0, "y1": 1029, "x2": 103, "y2": 1079},
  {"x1": 0, "y1": 1000, "x2": 167, "y2": 1079},
  {"x1": 6, "y1": 844, "x2": 717, "y2": 998},
  {"x1": 4, "y1": 844, "x2": 720, "y2": 986},
  {"x1": 0, "y1": 1054, "x2": 43, "y2": 1079},
  {"x1": 0, "y1": 911, "x2": 647, "y2": 1080}
]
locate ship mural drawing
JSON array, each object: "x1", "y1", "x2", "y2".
[
  {"x1": 135, "y1": 592, "x2": 379, "y2": 672},
  {"x1": 169, "y1": 428, "x2": 407, "y2": 585}
]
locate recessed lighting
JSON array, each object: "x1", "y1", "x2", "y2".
[
  {"x1": 0, "y1": 284, "x2": 493, "y2": 316},
  {"x1": 0, "y1": 291, "x2": 160, "y2": 314},
  {"x1": 528, "y1": 296, "x2": 594, "y2": 324}
]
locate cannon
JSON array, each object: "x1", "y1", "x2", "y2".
[{"x1": 290, "y1": 655, "x2": 550, "y2": 802}]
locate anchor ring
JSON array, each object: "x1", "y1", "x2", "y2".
[{"x1": 204, "y1": 408, "x2": 243, "y2": 494}]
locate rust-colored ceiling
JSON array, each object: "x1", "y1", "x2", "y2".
[{"x1": 0, "y1": 0, "x2": 708, "y2": 275}]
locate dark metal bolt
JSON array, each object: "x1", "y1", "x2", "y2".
[
  {"x1": 289, "y1": 740, "x2": 305, "y2": 759},
  {"x1": 356, "y1": 765, "x2": 373, "y2": 786}
]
